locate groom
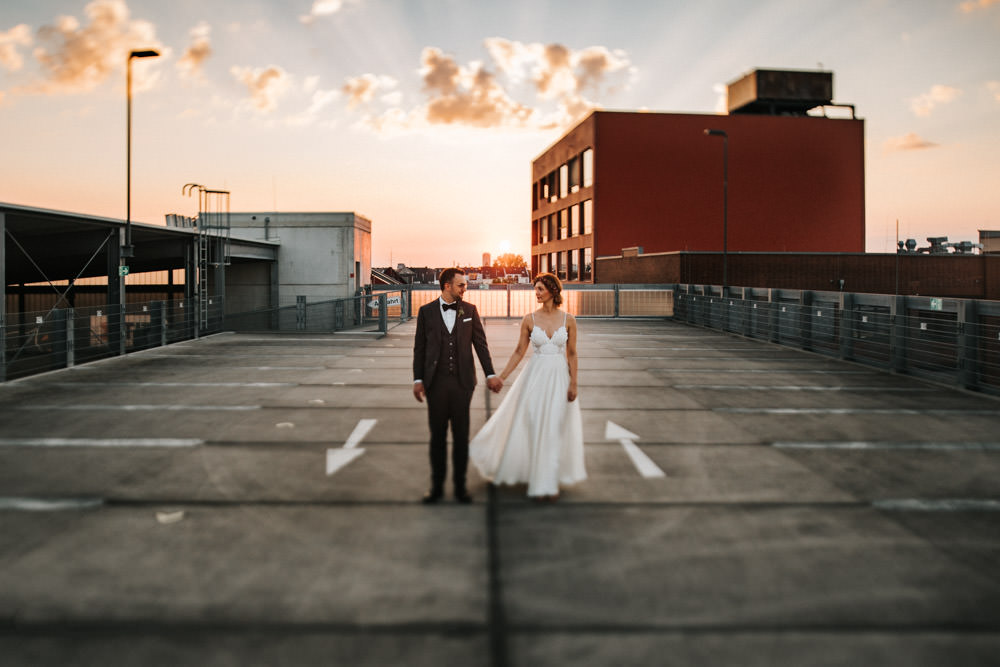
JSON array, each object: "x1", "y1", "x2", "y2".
[{"x1": 413, "y1": 268, "x2": 502, "y2": 504}]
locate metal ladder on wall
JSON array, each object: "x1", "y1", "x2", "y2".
[{"x1": 184, "y1": 184, "x2": 231, "y2": 330}]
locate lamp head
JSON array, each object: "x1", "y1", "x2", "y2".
[
  {"x1": 129, "y1": 49, "x2": 160, "y2": 59},
  {"x1": 704, "y1": 128, "x2": 727, "y2": 137}
]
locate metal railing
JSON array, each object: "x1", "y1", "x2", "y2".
[
  {"x1": 225, "y1": 289, "x2": 409, "y2": 335},
  {"x1": 385, "y1": 283, "x2": 675, "y2": 319},
  {"x1": 675, "y1": 285, "x2": 1000, "y2": 395},
  {"x1": 1, "y1": 296, "x2": 224, "y2": 382}
]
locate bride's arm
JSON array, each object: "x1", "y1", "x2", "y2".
[
  {"x1": 499, "y1": 315, "x2": 532, "y2": 381},
  {"x1": 566, "y1": 314, "x2": 578, "y2": 402}
]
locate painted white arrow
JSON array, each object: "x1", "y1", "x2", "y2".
[
  {"x1": 326, "y1": 418, "x2": 377, "y2": 475},
  {"x1": 605, "y1": 420, "x2": 666, "y2": 478}
]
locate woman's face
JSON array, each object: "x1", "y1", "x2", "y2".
[{"x1": 534, "y1": 280, "x2": 551, "y2": 303}]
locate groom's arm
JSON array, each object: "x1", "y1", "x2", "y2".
[
  {"x1": 469, "y1": 306, "x2": 497, "y2": 379},
  {"x1": 412, "y1": 305, "x2": 427, "y2": 401}
]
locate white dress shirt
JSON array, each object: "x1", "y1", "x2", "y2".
[{"x1": 439, "y1": 296, "x2": 458, "y2": 333}]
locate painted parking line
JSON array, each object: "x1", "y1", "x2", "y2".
[
  {"x1": 48, "y1": 382, "x2": 297, "y2": 388},
  {"x1": 0, "y1": 438, "x2": 203, "y2": 447},
  {"x1": 874, "y1": 499, "x2": 1000, "y2": 512},
  {"x1": 674, "y1": 385, "x2": 934, "y2": 392},
  {"x1": 12, "y1": 405, "x2": 261, "y2": 411},
  {"x1": 717, "y1": 408, "x2": 1000, "y2": 416},
  {"x1": 0, "y1": 497, "x2": 103, "y2": 511},
  {"x1": 774, "y1": 441, "x2": 1000, "y2": 451}
]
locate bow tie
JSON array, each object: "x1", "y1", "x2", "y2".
[{"x1": 442, "y1": 302, "x2": 459, "y2": 311}]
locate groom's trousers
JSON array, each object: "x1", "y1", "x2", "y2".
[{"x1": 426, "y1": 370, "x2": 473, "y2": 491}]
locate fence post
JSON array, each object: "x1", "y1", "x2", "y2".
[
  {"x1": 152, "y1": 301, "x2": 166, "y2": 348},
  {"x1": 64, "y1": 308, "x2": 75, "y2": 368},
  {"x1": 192, "y1": 298, "x2": 200, "y2": 340},
  {"x1": 296, "y1": 295, "x2": 306, "y2": 331},
  {"x1": 839, "y1": 292, "x2": 855, "y2": 360},
  {"x1": 768, "y1": 289, "x2": 780, "y2": 343},
  {"x1": 958, "y1": 299, "x2": 978, "y2": 389},
  {"x1": 613, "y1": 284, "x2": 620, "y2": 318},
  {"x1": 507, "y1": 284, "x2": 512, "y2": 318},
  {"x1": 117, "y1": 303, "x2": 127, "y2": 355},
  {"x1": 378, "y1": 293, "x2": 387, "y2": 334},
  {"x1": 742, "y1": 288, "x2": 752, "y2": 337},
  {"x1": 799, "y1": 290, "x2": 813, "y2": 351},
  {"x1": 890, "y1": 295, "x2": 907, "y2": 372}
]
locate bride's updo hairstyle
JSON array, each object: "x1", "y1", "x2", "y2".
[{"x1": 533, "y1": 272, "x2": 563, "y2": 307}]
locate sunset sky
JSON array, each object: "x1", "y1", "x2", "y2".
[{"x1": 1, "y1": 0, "x2": 998, "y2": 267}]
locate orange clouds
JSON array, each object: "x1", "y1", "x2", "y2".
[
  {"x1": 909, "y1": 84, "x2": 961, "y2": 117},
  {"x1": 959, "y1": 0, "x2": 1000, "y2": 12},
  {"x1": 0, "y1": 24, "x2": 31, "y2": 72},
  {"x1": 29, "y1": 0, "x2": 163, "y2": 94},
  {"x1": 884, "y1": 132, "x2": 939, "y2": 152},
  {"x1": 342, "y1": 73, "x2": 398, "y2": 109},
  {"x1": 231, "y1": 65, "x2": 290, "y2": 112},
  {"x1": 177, "y1": 22, "x2": 212, "y2": 80},
  {"x1": 348, "y1": 38, "x2": 635, "y2": 133}
]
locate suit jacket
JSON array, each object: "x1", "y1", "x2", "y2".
[{"x1": 413, "y1": 299, "x2": 495, "y2": 392}]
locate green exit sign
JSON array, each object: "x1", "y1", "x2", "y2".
[{"x1": 119, "y1": 266, "x2": 130, "y2": 277}]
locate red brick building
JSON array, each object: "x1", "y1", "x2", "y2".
[{"x1": 531, "y1": 70, "x2": 865, "y2": 283}]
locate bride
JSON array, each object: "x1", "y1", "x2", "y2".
[{"x1": 469, "y1": 273, "x2": 587, "y2": 501}]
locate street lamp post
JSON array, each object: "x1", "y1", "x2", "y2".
[
  {"x1": 704, "y1": 128, "x2": 728, "y2": 295},
  {"x1": 125, "y1": 48, "x2": 160, "y2": 258}
]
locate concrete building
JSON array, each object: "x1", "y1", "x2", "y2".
[
  {"x1": 981, "y1": 231, "x2": 1000, "y2": 255},
  {"x1": 531, "y1": 69, "x2": 865, "y2": 283},
  {"x1": 229, "y1": 212, "x2": 371, "y2": 307}
]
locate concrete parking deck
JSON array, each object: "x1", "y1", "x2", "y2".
[{"x1": 1, "y1": 319, "x2": 999, "y2": 666}]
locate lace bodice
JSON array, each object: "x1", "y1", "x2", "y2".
[{"x1": 530, "y1": 324, "x2": 568, "y2": 355}]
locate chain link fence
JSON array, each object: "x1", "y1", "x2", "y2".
[
  {"x1": 1, "y1": 296, "x2": 224, "y2": 381},
  {"x1": 675, "y1": 285, "x2": 1000, "y2": 395}
]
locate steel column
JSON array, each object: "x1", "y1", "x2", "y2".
[
  {"x1": 958, "y1": 299, "x2": 978, "y2": 390},
  {"x1": 1, "y1": 212, "x2": 6, "y2": 382},
  {"x1": 839, "y1": 292, "x2": 855, "y2": 360},
  {"x1": 107, "y1": 227, "x2": 125, "y2": 355}
]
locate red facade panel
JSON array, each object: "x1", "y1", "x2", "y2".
[{"x1": 593, "y1": 112, "x2": 864, "y2": 256}]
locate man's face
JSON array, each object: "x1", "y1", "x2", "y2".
[{"x1": 446, "y1": 275, "x2": 468, "y2": 301}]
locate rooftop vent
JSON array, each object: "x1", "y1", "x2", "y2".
[{"x1": 727, "y1": 68, "x2": 836, "y2": 116}]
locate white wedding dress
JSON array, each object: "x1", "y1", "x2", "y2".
[{"x1": 470, "y1": 313, "x2": 587, "y2": 497}]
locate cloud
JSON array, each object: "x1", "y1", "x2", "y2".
[
  {"x1": 988, "y1": 81, "x2": 1000, "y2": 103},
  {"x1": 300, "y1": 0, "x2": 360, "y2": 24},
  {"x1": 231, "y1": 64, "x2": 290, "y2": 112},
  {"x1": 909, "y1": 84, "x2": 961, "y2": 117},
  {"x1": 0, "y1": 24, "x2": 32, "y2": 71},
  {"x1": 27, "y1": 0, "x2": 163, "y2": 94},
  {"x1": 177, "y1": 21, "x2": 211, "y2": 79},
  {"x1": 959, "y1": 0, "x2": 1000, "y2": 12},
  {"x1": 342, "y1": 73, "x2": 398, "y2": 108},
  {"x1": 347, "y1": 38, "x2": 635, "y2": 133},
  {"x1": 884, "y1": 132, "x2": 939, "y2": 152}
]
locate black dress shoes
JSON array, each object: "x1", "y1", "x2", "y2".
[
  {"x1": 454, "y1": 488, "x2": 473, "y2": 504},
  {"x1": 422, "y1": 489, "x2": 444, "y2": 504}
]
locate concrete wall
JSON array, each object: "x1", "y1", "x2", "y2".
[{"x1": 229, "y1": 212, "x2": 371, "y2": 306}]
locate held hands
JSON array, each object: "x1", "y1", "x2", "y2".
[
  {"x1": 413, "y1": 382, "x2": 425, "y2": 403},
  {"x1": 487, "y1": 376, "x2": 504, "y2": 393}
]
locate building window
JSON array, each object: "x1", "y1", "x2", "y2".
[
  {"x1": 583, "y1": 199, "x2": 593, "y2": 235},
  {"x1": 548, "y1": 253, "x2": 555, "y2": 275},
  {"x1": 556, "y1": 252, "x2": 567, "y2": 281},
  {"x1": 548, "y1": 171, "x2": 558, "y2": 203},
  {"x1": 568, "y1": 156, "x2": 580, "y2": 194},
  {"x1": 539, "y1": 217, "x2": 547, "y2": 243},
  {"x1": 532, "y1": 183, "x2": 539, "y2": 211},
  {"x1": 582, "y1": 148, "x2": 593, "y2": 188},
  {"x1": 581, "y1": 248, "x2": 592, "y2": 281},
  {"x1": 568, "y1": 206, "x2": 577, "y2": 238},
  {"x1": 548, "y1": 214, "x2": 556, "y2": 242},
  {"x1": 560, "y1": 209, "x2": 569, "y2": 239},
  {"x1": 559, "y1": 164, "x2": 568, "y2": 198},
  {"x1": 568, "y1": 250, "x2": 578, "y2": 281},
  {"x1": 540, "y1": 254, "x2": 548, "y2": 273}
]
